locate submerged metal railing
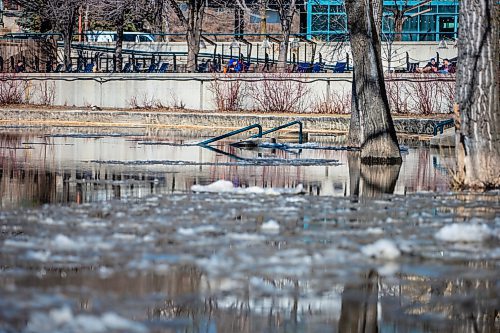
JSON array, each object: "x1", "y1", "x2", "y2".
[
  {"x1": 433, "y1": 119, "x2": 454, "y2": 135},
  {"x1": 198, "y1": 124, "x2": 262, "y2": 146},
  {"x1": 250, "y1": 120, "x2": 303, "y2": 144}
]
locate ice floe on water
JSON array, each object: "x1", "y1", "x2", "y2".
[
  {"x1": 435, "y1": 223, "x2": 495, "y2": 243},
  {"x1": 361, "y1": 239, "x2": 401, "y2": 260},
  {"x1": 24, "y1": 306, "x2": 147, "y2": 333},
  {"x1": 191, "y1": 180, "x2": 304, "y2": 195},
  {"x1": 260, "y1": 219, "x2": 280, "y2": 232},
  {"x1": 1, "y1": 191, "x2": 499, "y2": 332}
]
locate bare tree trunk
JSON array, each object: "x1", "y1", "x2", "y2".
[
  {"x1": 63, "y1": 32, "x2": 73, "y2": 68},
  {"x1": 345, "y1": 0, "x2": 401, "y2": 164},
  {"x1": 455, "y1": 0, "x2": 500, "y2": 189},
  {"x1": 277, "y1": 17, "x2": 291, "y2": 72},
  {"x1": 115, "y1": 10, "x2": 124, "y2": 72},
  {"x1": 186, "y1": 28, "x2": 200, "y2": 72},
  {"x1": 347, "y1": 0, "x2": 381, "y2": 147},
  {"x1": 186, "y1": 0, "x2": 204, "y2": 72}
]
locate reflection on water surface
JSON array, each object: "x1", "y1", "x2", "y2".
[{"x1": 0, "y1": 127, "x2": 452, "y2": 209}]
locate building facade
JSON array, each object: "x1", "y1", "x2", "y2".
[{"x1": 306, "y1": 0, "x2": 459, "y2": 41}]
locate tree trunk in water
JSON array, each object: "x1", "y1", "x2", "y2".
[
  {"x1": 348, "y1": 0, "x2": 380, "y2": 147},
  {"x1": 348, "y1": 71, "x2": 363, "y2": 146},
  {"x1": 115, "y1": 12, "x2": 124, "y2": 72},
  {"x1": 345, "y1": 0, "x2": 401, "y2": 164},
  {"x1": 455, "y1": 0, "x2": 500, "y2": 189}
]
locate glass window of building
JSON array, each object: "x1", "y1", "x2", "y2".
[{"x1": 306, "y1": 0, "x2": 459, "y2": 41}]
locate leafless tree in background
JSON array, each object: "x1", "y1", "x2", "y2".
[
  {"x1": 237, "y1": 0, "x2": 297, "y2": 72},
  {"x1": 91, "y1": 0, "x2": 145, "y2": 72},
  {"x1": 13, "y1": 0, "x2": 83, "y2": 68},
  {"x1": 384, "y1": 0, "x2": 432, "y2": 41},
  {"x1": 166, "y1": 0, "x2": 206, "y2": 72}
]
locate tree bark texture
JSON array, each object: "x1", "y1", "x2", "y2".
[
  {"x1": 345, "y1": 0, "x2": 401, "y2": 164},
  {"x1": 115, "y1": 10, "x2": 124, "y2": 72},
  {"x1": 455, "y1": 0, "x2": 500, "y2": 188},
  {"x1": 167, "y1": 0, "x2": 205, "y2": 73}
]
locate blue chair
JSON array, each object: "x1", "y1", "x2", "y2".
[
  {"x1": 147, "y1": 63, "x2": 158, "y2": 73},
  {"x1": 122, "y1": 62, "x2": 132, "y2": 73},
  {"x1": 54, "y1": 64, "x2": 64, "y2": 73},
  {"x1": 83, "y1": 63, "x2": 94, "y2": 73},
  {"x1": 133, "y1": 63, "x2": 143, "y2": 72},
  {"x1": 297, "y1": 62, "x2": 311, "y2": 73},
  {"x1": 333, "y1": 62, "x2": 346, "y2": 73},
  {"x1": 158, "y1": 63, "x2": 169, "y2": 73},
  {"x1": 312, "y1": 62, "x2": 325, "y2": 73}
]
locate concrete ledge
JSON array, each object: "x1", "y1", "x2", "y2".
[{"x1": 0, "y1": 109, "x2": 449, "y2": 135}]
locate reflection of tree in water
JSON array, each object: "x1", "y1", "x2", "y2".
[
  {"x1": 348, "y1": 151, "x2": 401, "y2": 198},
  {"x1": 0, "y1": 133, "x2": 58, "y2": 208}
]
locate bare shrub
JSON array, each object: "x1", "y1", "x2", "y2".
[
  {"x1": 32, "y1": 81, "x2": 56, "y2": 105},
  {"x1": 169, "y1": 92, "x2": 185, "y2": 109},
  {"x1": 208, "y1": 74, "x2": 246, "y2": 112},
  {"x1": 248, "y1": 73, "x2": 310, "y2": 113},
  {"x1": 436, "y1": 78, "x2": 455, "y2": 113},
  {"x1": 0, "y1": 74, "x2": 27, "y2": 105},
  {"x1": 406, "y1": 74, "x2": 443, "y2": 115},
  {"x1": 386, "y1": 73, "x2": 410, "y2": 114},
  {"x1": 128, "y1": 93, "x2": 166, "y2": 109},
  {"x1": 310, "y1": 89, "x2": 351, "y2": 114}
]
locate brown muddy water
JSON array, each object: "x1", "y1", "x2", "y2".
[{"x1": 0, "y1": 126, "x2": 498, "y2": 333}]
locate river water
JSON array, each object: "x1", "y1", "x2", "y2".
[{"x1": 0, "y1": 126, "x2": 498, "y2": 333}]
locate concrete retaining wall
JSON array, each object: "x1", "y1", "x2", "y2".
[{"x1": 8, "y1": 73, "x2": 455, "y2": 114}]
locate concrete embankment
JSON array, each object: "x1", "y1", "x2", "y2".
[{"x1": 0, "y1": 108, "x2": 451, "y2": 136}]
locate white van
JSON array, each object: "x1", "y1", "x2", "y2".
[{"x1": 87, "y1": 31, "x2": 155, "y2": 43}]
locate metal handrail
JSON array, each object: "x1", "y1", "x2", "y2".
[
  {"x1": 433, "y1": 119, "x2": 454, "y2": 135},
  {"x1": 198, "y1": 124, "x2": 262, "y2": 146},
  {"x1": 249, "y1": 120, "x2": 303, "y2": 144}
]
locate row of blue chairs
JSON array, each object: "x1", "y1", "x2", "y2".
[
  {"x1": 122, "y1": 62, "x2": 169, "y2": 73},
  {"x1": 296, "y1": 61, "x2": 347, "y2": 73}
]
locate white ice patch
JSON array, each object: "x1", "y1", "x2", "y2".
[
  {"x1": 191, "y1": 180, "x2": 234, "y2": 193},
  {"x1": 52, "y1": 234, "x2": 84, "y2": 251},
  {"x1": 261, "y1": 220, "x2": 280, "y2": 232},
  {"x1": 25, "y1": 307, "x2": 147, "y2": 333},
  {"x1": 178, "y1": 225, "x2": 217, "y2": 236},
  {"x1": 26, "y1": 250, "x2": 51, "y2": 262},
  {"x1": 191, "y1": 180, "x2": 303, "y2": 195},
  {"x1": 361, "y1": 239, "x2": 401, "y2": 260},
  {"x1": 435, "y1": 223, "x2": 494, "y2": 243}
]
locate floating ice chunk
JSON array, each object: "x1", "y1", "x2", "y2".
[
  {"x1": 191, "y1": 180, "x2": 302, "y2": 195},
  {"x1": 52, "y1": 234, "x2": 83, "y2": 251},
  {"x1": 435, "y1": 223, "x2": 493, "y2": 242},
  {"x1": 49, "y1": 306, "x2": 73, "y2": 325},
  {"x1": 177, "y1": 227, "x2": 196, "y2": 236},
  {"x1": 191, "y1": 180, "x2": 234, "y2": 193},
  {"x1": 366, "y1": 227, "x2": 384, "y2": 235},
  {"x1": 378, "y1": 262, "x2": 400, "y2": 276},
  {"x1": 261, "y1": 220, "x2": 280, "y2": 232},
  {"x1": 4, "y1": 239, "x2": 36, "y2": 249},
  {"x1": 73, "y1": 314, "x2": 106, "y2": 332},
  {"x1": 361, "y1": 239, "x2": 401, "y2": 260},
  {"x1": 26, "y1": 250, "x2": 51, "y2": 262},
  {"x1": 101, "y1": 312, "x2": 147, "y2": 333}
]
